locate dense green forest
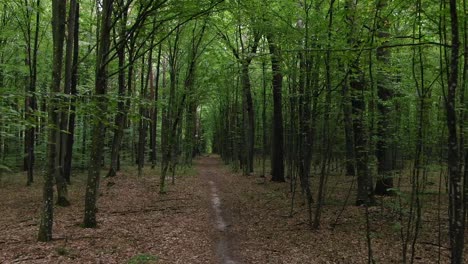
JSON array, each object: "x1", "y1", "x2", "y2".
[{"x1": 0, "y1": 0, "x2": 467, "y2": 263}]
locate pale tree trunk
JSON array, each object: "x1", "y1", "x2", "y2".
[{"x1": 150, "y1": 44, "x2": 162, "y2": 168}]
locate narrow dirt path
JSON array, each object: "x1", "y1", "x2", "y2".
[{"x1": 196, "y1": 156, "x2": 239, "y2": 264}]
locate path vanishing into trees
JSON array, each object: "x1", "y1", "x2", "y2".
[{"x1": 3, "y1": 155, "x2": 463, "y2": 263}]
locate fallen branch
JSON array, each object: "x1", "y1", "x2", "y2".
[{"x1": 108, "y1": 206, "x2": 187, "y2": 215}]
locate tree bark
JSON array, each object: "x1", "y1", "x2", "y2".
[
  {"x1": 374, "y1": 0, "x2": 395, "y2": 196},
  {"x1": 345, "y1": 0, "x2": 375, "y2": 206},
  {"x1": 61, "y1": 0, "x2": 78, "y2": 184},
  {"x1": 267, "y1": 34, "x2": 285, "y2": 182},
  {"x1": 63, "y1": 1, "x2": 79, "y2": 184},
  {"x1": 107, "y1": 5, "x2": 129, "y2": 177},
  {"x1": 150, "y1": 44, "x2": 162, "y2": 168},
  {"x1": 24, "y1": 0, "x2": 41, "y2": 186},
  {"x1": 446, "y1": 0, "x2": 464, "y2": 262},
  {"x1": 342, "y1": 82, "x2": 355, "y2": 176},
  {"x1": 38, "y1": 0, "x2": 66, "y2": 242},
  {"x1": 83, "y1": 0, "x2": 113, "y2": 228},
  {"x1": 241, "y1": 61, "x2": 255, "y2": 174}
]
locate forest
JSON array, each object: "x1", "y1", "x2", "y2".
[{"x1": 0, "y1": 0, "x2": 467, "y2": 263}]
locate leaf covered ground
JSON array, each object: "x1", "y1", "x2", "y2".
[{"x1": 0, "y1": 156, "x2": 466, "y2": 263}]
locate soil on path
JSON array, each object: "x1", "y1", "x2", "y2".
[
  {"x1": 195, "y1": 156, "x2": 239, "y2": 264},
  {"x1": 1, "y1": 155, "x2": 461, "y2": 263}
]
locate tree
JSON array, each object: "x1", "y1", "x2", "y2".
[
  {"x1": 83, "y1": 0, "x2": 114, "y2": 228},
  {"x1": 38, "y1": 0, "x2": 66, "y2": 242},
  {"x1": 345, "y1": 0, "x2": 374, "y2": 206},
  {"x1": 374, "y1": 0, "x2": 395, "y2": 196},
  {"x1": 216, "y1": 4, "x2": 260, "y2": 175},
  {"x1": 21, "y1": 0, "x2": 41, "y2": 186},
  {"x1": 266, "y1": 33, "x2": 284, "y2": 182},
  {"x1": 61, "y1": 0, "x2": 79, "y2": 184},
  {"x1": 446, "y1": 0, "x2": 464, "y2": 262}
]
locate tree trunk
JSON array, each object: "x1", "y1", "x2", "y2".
[
  {"x1": 24, "y1": 0, "x2": 41, "y2": 186},
  {"x1": 138, "y1": 50, "x2": 152, "y2": 177},
  {"x1": 241, "y1": 62, "x2": 255, "y2": 175},
  {"x1": 38, "y1": 0, "x2": 66, "y2": 242},
  {"x1": 374, "y1": 0, "x2": 395, "y2": 196},
  {"x1": 61, "y1": 0, "x2": 78, "y2": 184},
  {"x1": 346, "y1": 0, "x2": 375, "y2": 206},
  {"x1": 150, "y1": 44, "x2": 161, "y2": 168},
  {"x1": 63, "y1": 1, "x2": 79, "y2": 184},
  {"x1": 342, "y1": 82, "x2": 355, "y2": 176},
  {"x1": 83, "y1": 0, "x2": 113, "y2": 228},
  {"x1": 107, "y1": 7, "x2": 129, "y2": 177},
  {"x1": 446, "y1": 0, "x2": 464, "y2": 262},
  {"x1": 267, "y1": 34, "x2": 285, "y2": 182}
]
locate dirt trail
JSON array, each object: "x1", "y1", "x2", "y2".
[
  {"x1": 1, "y1": 155, "x2": 456, "y2": 263},
  {"x1": 195, "y1": 156, "x2": 239, "y2": 264}
]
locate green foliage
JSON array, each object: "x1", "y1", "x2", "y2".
[
  {"x1": 127, "y1": 254, "x2": 159, "y2": 264},
  {"x1": 55, "y1": 247, "x2": 69, "y2": 256},
  {"x1": 0, "y1": 164, "x2": 12, "y2": 173}
]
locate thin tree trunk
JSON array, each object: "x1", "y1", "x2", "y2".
[
  {"x1": 342, "y1": 81, "x2": 355, "y2": 176},
  {"x1": 241, "y1": 61, "x2": 255, "y2": 175},
  {"x1": 314, "y1": 0, "x2": 335, "y2": 228},
  {"x1": 107, "y1": 6, "x2": 129, "y2": 177},
  {"x1": 24, "y1": 0, "x2": 40, "y2": 186},
  {"x1": 261, "y1": 59, "x2": 267, "y2": 177},
  {"x1": 60, "y1": 0, "x2": 78, "y2": 183},
  {"x1": 63, "y1": 1, "x2": 79, "y2": 183},
  {"x1": 150, "y1": 44, "x2": 162, "y2": 168}
]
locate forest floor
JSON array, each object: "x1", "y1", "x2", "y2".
[{"x1": 0, "y1": 155, "x2": 466, "y2": 263}]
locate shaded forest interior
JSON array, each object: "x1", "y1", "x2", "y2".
[{"x1": 0, "y1": 0, "x2": 467, "y2": 263}]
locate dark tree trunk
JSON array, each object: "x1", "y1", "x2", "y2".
[
  {"x1": 61, "y1": 0, "x2": 78, "y2": 184},
  {"x1": 63, "y1": 2, "x2": 79, "y2": 184},
  {"x1": 446, "y1": 0, "x2": 464, "y2": 262},
  {"x1": 267, "y1": 34, "x2": 285, "y2": 182},
  {"x1": 345, "y1": 0, "x2": 374, "y2": 206},
  {"x1": 351, "y1": 68, "x2": 374, "y2": 206},
  {"x1": 161, "y1": 30, "x2": 181, "y2": 194},
  {"x1": 295, "y1": 12, "x2": 317, "y2": 226},
  {"x1": 314, "y1": 1, "x2": 335, "y2": 229},
  {"x1": 83, "y1": 0, "x2": 113, "y2": 228},
  {"x1": 107, "y1": 7, "x2": 129, "y2": 177},
  {"x1": 137, "y1": 55, "x2": 146, "y2": 174},
  {"x1": 241, "y1": 62, "x2": 255, "y2": 175},
  {"x1": 138, "y1": 49, "x2": 152, "y2": 177},
  {"x1": 24, "y1": 0, "x2": 41, "y2": 186},
  {"x1": 261, "y1": 60, "x2": 267, "y2": 177},
  {"x1": 374, "y1": 0, "x2": 394, "y2": 196},
  {"x1": 53, "y1": 0, "x2": 74, "y2": 205},
  {"x1": 342, "y1": 83, "x2": 355, "y2": 176},
  {"x1": 38, "y1": 0, "x2": 66, "y2": 242}
]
